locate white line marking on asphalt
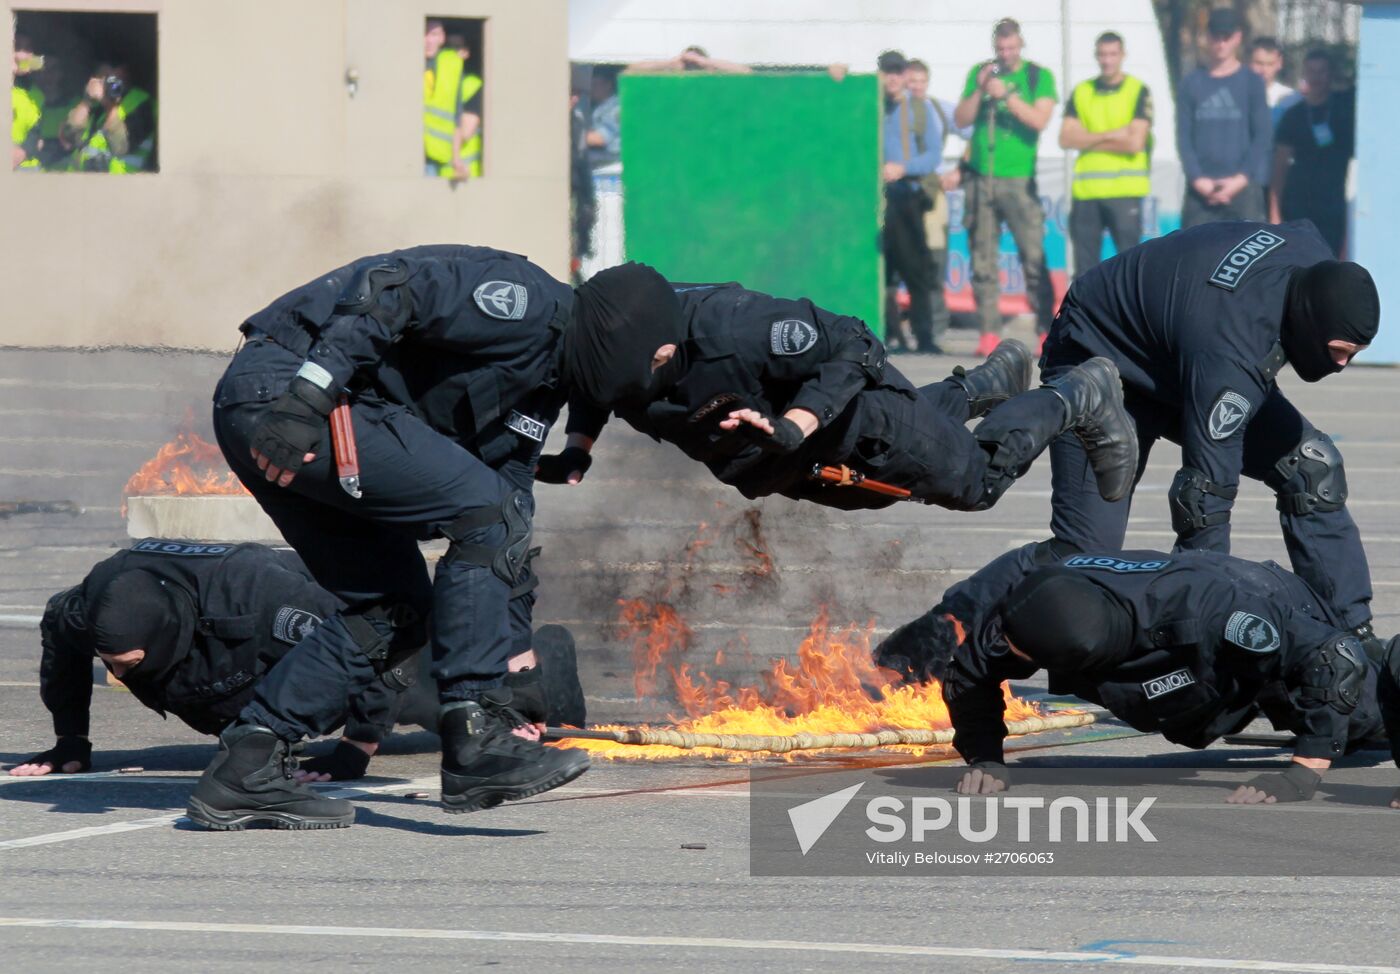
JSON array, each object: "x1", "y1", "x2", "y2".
[
  {"x1": 0, "y1": 918, "x2": 1395, "y2": 972},
  {"x1": 0, "y1": 777, "x2": 439, "y2": 850},
  {"x1": 0, "y1": 614, "x2": 42, "y2": 626},
  {"x1": 0, "y1": 814, "x2": 188, "y2": 849}
]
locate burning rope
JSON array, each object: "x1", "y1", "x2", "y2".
[{"x1": 550, "y1": 711, "x2": 1093, "y2": 753}]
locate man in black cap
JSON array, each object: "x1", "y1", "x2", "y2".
[
  {"x1": 9, "y1": 539, "x2": 588, "y2": 782},
  {"x1": 875, "y1": 541, "x2": 1387, "y2": 803},
  {"x1": 1038, "y1": 219, "x2": 1382, "y2": 653},
  {"x1": 1176, "y1": 7, "x2": 1271, "y2": 226},
  {"x1": 542, "y1": 263, "x2": 1139, "y2": 513},
  {"x1": 186, "y1": 245, "x2": 592, "y2": 831}
]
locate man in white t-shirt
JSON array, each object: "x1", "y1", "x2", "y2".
[{"x1": 1249, "y1": 37, "x2": 1301, "y2": 130}]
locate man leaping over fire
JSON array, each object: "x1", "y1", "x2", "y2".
[
  {"x1": 872, "y1": 542, "x2": 1389, "y2": 804},
  {"x1": 537, "y1": 263, "x2": 1137, "y2": 513}
]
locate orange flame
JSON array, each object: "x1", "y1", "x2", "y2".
[
  {"x1": 122, "y1": 421, "x2": 247, "y2": 515},
  {"x1": 573, "y1": 603, "x2": 1047, "y2": 762}
]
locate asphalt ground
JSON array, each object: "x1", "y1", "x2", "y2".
[{"x1": 2, "y1": 328, "x2": 1400, "y2": 973}]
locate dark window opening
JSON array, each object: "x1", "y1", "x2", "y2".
[{"x1": 11, "y1": 10, "x2": 159, "y2": 173}]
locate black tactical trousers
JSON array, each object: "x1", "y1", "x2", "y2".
[
  {"x1": 883, "y1": 181, "x2": 938, "y2": 350},
  {"x1": 211, "y1": 338, "x2": 538, "y2": 741},
  {"x1": 1069, "y1": 196, "x2": 1143, "y2": 278},
  {"x1": 787, "y1": 379, "x2": 1001, "y2": 511}
]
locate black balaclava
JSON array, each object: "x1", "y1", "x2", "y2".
[
  {"x1": 566, "y1": 262, "x2": 685, "y2": 408},
  {"x1": 1002, "y1": 568, "x2": 1134, "y2": 676},
  {"x1": 90, "y1": 571, "x2": 192, "y2": 684},
  {"x1": 1282, "y1": 261, "x2": 1380, "y2": 382}
]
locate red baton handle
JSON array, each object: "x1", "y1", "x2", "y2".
[{"x1": 330, "y1": 398, "x2": 361, "y2": 498}]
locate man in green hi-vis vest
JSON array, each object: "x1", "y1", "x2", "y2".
[{"x1": 954, "y1": 17, "x2": 1059, "y2": 358}]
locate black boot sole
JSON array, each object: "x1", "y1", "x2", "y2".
[
  {"x1": 186, "y1": 796, "x2": 354, "y2": 831},
  {"x1": 440, "y1": 752, "x2": 591, "y2": 814}
]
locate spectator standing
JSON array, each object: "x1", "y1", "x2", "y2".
[
  {"x1": 878, "y1": 50, "x2": 941, "y2": 354},
  {"x1": 62, "y1": 63, "x2": 154, "y2": 173},
  {"x1": 423, "y1": 20, "x2": 470, "y2": 181},
  {"x1": 1249, "y1": 37, "x2": 1302, "y2": 129},
  {"x1": 625, "y1": 46, "x2": 753, "y2": 76},
  {"x1": 585, "y1": 72, "x2": 620, "y2": 169},
  {"x1": 11, "y1": 34, "x2": 43, "y2": 170},
  {"x1": 905, "y1": 58, "x2": 971, "y2": 349},
  {"x1": 954, "y1": 18, "x2": 1058, "y2": 357},
  {"x1": 449, "y1": 34, "x2": 483, "y2": 179},
  {"x1": 1271, "y1": 50, "x2": 1354, "y2": 257},
  {"x1": 569, "y1": 88, "x2": 597, "y2": 282},
  {"x1": 1059, "y1": 31, "x2": 1153, "y2": 277},
  {"x1": 1176, "y1": 8, "x2": 1270, "y2": 226}
]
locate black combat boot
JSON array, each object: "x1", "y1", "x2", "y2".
[
  {"x1": 186, "y1": 724, "x2": 354, "y2": 830},
  {"x1": 439, "y1": 690, "x2": 590, "y2": 814},
  {"x1": 948, "y1": 339, "x2": 1034, "y2": 419},
  {"x1": 1047, "y1": 357, "x2": 1138, "y2": 502}
]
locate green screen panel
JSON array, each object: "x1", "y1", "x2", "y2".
[{"x1": 620, "y1": 72, "x2": 885, "y2": 336}]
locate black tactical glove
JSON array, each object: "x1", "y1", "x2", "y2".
[
  {"x1": 298, "y1": 740, "x2": 371, "y2": 781},
  {"x1": 1244, "y1": 763, "x2": 1322, "y2": 803},
  {"x1": 20, "y1": 736, "x2": 92, "y2": 773},
  {"x1": 248, "y1": 376, "x2": 336, "y2": 475},
  {"x1": 742, "y1": 415, "x2": 806, "y2": 454},
  {"x1": 535, "y1": 447, "x2": 593, "y2": 485}
]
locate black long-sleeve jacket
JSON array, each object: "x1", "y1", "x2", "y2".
[
  {"x1": 40, "y1": 540, "x2": 349, "y2": 737},
  {"x1": 239, "y1": 244, "x2": 576, "y2": 466},
  {"x1": 1048, "y1": 220, "x2": 1334, "y2": 550},
  {"x1": 567, "y1": 282, "x2": 888, "y2": 498}
]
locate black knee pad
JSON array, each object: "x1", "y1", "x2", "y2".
[
  {"x1": 1300, "y1": 634, "x2": 1368, "y2": 715},
  {"x1": 1266, "y1": 430, "x2": 1348, "y2": 515},
  {"x1": 439, "y1": 490, "x2": 538, "y2": 595},
  {"x1": 1168, "y1": 467, "x2": 1237, "y2": 535}
]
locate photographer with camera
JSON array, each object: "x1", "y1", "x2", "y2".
[
  {"x1": 954, "y1": 18, "x2": 1058, "y2": 357},
  {"x1": 61, "y1": 62, "x2": 154, "y2": 173}
]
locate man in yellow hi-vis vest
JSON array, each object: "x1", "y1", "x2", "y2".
[
  {"x1": 1059, "y1": 31, "x2": 1154, "y2": 278},
  {"x1": 10, "y1": 36, "x2": 44, "y2": 170},
  {"x1": 450, "y1": 33, "x2": 484, "y2": 179},
  {"x1": 424, "y1": 21, "x2": 480, "y2": 181},
  {"x1": 60, "y1": 66, "x2": 156, "y2": 173}
]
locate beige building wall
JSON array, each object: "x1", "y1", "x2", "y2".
[{"x1": 1, "y1": 0, "x2": 569, "y2": 349}]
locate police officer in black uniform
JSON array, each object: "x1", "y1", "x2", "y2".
[
  {"x1": 9, "y1": 539, "x2": 419, "y2": 780},
  {"x1": 187, "y1": 245, "x2": 592, "y2": 830},
  {"x1": 1040, "y1": 220, "x2": 1382, "y2": 649},
  {"x1": 876, "y1": 542, "x2": 1385, "y2": 803},
  {"x1": 545, "y1": 266, "x2": 1139, "y2": 512}
]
